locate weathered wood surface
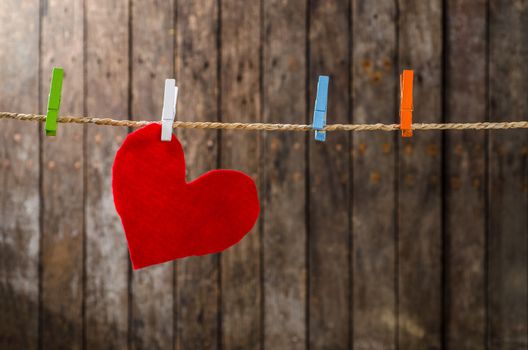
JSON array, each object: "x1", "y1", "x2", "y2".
[
  {"x1": 308, "y1": 1, "x2": 351, "y2": 349},
  {"x1": 263, "y1": 0, "x2": 307, "y2": 349},
  {"x1": 398, "y1": 1, "x2": 443, "y2": 349},
  {"x1": 130, "y1": 1, "x2": 175, "y2": 349},
  {"x1": 0, "y1": 1, "x2": 527, "y2": 349},
  {"x1": 351, "y1": 1, "x2": 397, "y2": 349},
  {"x1": 84, "y1": 0, "x2": 130, "y2": 348},
  {"x1": 0, "y1": 1, "x2": 40, "y2": 349},
  {"x1": 175, "y1": 1, "x2": 220, "y2": 349},
  {"x1": 220, "y1": 0, "x2": 262, "y2": 348},
  {"x1": 488, "y1": 0, "x2": 528, "y2": 348},
  {"x1": 40, "y1": 0, "x2": 84, "y2": 348},
  {"x1": 445, "y1": 0, "x2": 487, "y2": 349}
]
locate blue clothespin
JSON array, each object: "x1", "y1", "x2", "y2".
[{"x1": 312, "y1": 75, "x2": 329, "y2": 141}]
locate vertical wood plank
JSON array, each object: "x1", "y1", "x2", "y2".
[
  {"x1": 308, "y1": 0, "x2": 351, "y2": 349},
  {"x1": 220, "y1": 0, "x2": 262, "y2": 348},
  {"x1": 489, "y1": 1, "x2": 528, "y2": 348},
  {"x1": 174, "y1": 1, "x2": 220, "y2": 349},
  {"x1": 351, "y1": 1, "x2": 397, "y2": 349},
  {"x1": 40, "y1": 0, "x2": 84, "y2": 348},
  {"x1": 445, "y1": 0, "x2": 487, "y2": 348},
  {"x1": 0, "y1": 1, "x2": 40, "y2": 348},
  {"x1": 397, "y1": 1, "x2": 443, "y2": 349},
  {"x1": 262, "y1": 0, "x2": 307, "y2": 349},
  {"x1": 84, "y1": 0, "x2": 129, "y2": 348},
  {"x1": 130, "y1": 1, "x2": 174, "y2": 349}
]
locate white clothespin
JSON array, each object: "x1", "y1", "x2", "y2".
[{"x1": 161, "y1": 79, "x2": 178, "y2": 141}]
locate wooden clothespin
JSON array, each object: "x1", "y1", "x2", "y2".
[
  {"x1": 45, "y1": 67, "x2": 64, "y2": 136},
  {"x1": 312, "y1": 75, "x2": 329, "y2": 142},
  {"x1": 161, "y1": 79, "x2": 178, "y2": 141},
  {"x1": 400, "y1": 69, "x2": 413, "y2": 137}
]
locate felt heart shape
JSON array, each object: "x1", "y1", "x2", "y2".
[{"x1": 112, "y1": 124, "x2": 260, "y2": 269}]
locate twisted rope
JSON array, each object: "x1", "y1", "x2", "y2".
[{"x1": 2, "y1": 112, "x2": 528, "y2": 132}]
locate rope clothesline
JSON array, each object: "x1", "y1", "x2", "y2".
[{"x1": 2, "y1": 112, "x2": 528, "y2": 132}]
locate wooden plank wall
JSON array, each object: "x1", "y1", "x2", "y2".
[{"x1": 0, "y1": 1, "x2": 526, "y2": 349}]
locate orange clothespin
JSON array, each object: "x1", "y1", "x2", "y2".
[{"x1": 400, "y1": 69, "x2": 413, "y2": 137}]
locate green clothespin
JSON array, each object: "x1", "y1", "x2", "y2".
[{"x1": 45, "y1": 67, "x2": 64, "y2": 136}]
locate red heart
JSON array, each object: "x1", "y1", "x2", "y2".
[{"x1": 112, "y1": 124, "x2": 260, "y2": 269}]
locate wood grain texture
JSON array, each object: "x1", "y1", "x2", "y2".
[
  {"x1": 397, "y1": 1, "x2": 443, "y2": 349},
  {"x1": 488, "y1": 0, "x2": 528, "y2": 348},
  {"x1": 262, "y1": 0, "x2": 307, "y2": 348},
  {"x1": 40, "y1": 0, "x2": 84, "y2": 348},
  {"x1": 445, "y1": 0, "x2": 487, "y2": 348},
  {"x1": 174, "y1": 1, "x2": 220, "y2": 349},
  {"x1": 84, "y1": 0, "x2": 130, "y2": 348},
  {"x1": 220, "y1": 0, "x2": 262, "y2": 348},
  {"x1": 0, "y1": 1, "x2": 40, "y2": 348},
  {"x1": 130, "y1": 1, "x2": 174, "y2": 349},
  {"x1": 308, "y1": 0, "x2": 351, "y2": 349},
  {"x1": 3, "y1": 2, "x2": 528, "y2": 349},
  {"x1": 351, "y1": 1, "x2": 397, "y2": 349}
]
